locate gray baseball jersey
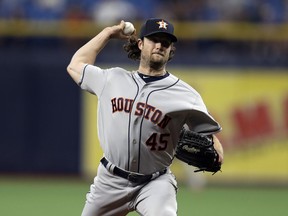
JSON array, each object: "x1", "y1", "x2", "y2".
[{"x1": 80, "y1": 64, "x2": 221, "y2": 175}]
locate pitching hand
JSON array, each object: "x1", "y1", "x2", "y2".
[{"x1": 108, "y1": 20, "x2": 134, "y2": 40}]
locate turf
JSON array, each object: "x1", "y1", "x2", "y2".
[{"x1": 0, "y1": 176, "x2": 287, "y2": 216}]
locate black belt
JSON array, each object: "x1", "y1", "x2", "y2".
[{"x1": 100, "y1": 157, "x2": 167, "y2": 184}]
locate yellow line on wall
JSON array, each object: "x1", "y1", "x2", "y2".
[{"x1": 81, "y1": 92, "x2": 103, "y2": 179}]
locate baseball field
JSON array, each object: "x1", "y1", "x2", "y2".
[{"x1": 0, "y1": 176, "x2": 287, "y2": 216}]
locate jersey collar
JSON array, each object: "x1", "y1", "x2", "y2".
[{"x1": 137, "y1": 71, "x2": 170, "y2": 83}]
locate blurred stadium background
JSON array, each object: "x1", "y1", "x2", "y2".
[{"x1": 1, "y1": 0, "x2": 288, "y2": 215}]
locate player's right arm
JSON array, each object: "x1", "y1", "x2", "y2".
[{"x1": 67, "y1": 20, "x2": 129, "y2": 84}]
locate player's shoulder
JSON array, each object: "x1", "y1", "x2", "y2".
[
  {"x1": 106, "y1": 67, "x2": 131, "y2": 74},
  {"x1": 109, "y1": 67, "x2": 129, "y2": 72},
  {"x1": 170, "y1": 73, "x2": 201, "y2": 97}
]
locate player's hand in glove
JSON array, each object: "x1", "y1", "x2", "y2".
[{"x1": 175, "y1": 127, "x2": 222, "y2": 174}]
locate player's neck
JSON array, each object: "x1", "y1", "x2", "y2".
[{"x1": 138, "y1": 66, "x2": 166, "y2": 77}]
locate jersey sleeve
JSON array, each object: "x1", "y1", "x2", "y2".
[
  {"x1": 186, "y1": 110, "x2": 221, "y2": 135},
  {"x1": 79, "y1": 64, "x2": 107, "y2": 96},
  {"x1": 185, "y1": 90, "x2": 221, "y2": 135}
]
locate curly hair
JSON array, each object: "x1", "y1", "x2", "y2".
[{"x1": 123, "y1": 36, "x2": 176, "y2": 61}]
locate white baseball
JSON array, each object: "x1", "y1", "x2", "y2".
[{"x1": 123, "y1": 22, "x2": 135, "y2": 35}]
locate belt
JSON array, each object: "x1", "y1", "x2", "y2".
[{"x1": 100, "y1": 157, "x2": 167, "y2": 184}]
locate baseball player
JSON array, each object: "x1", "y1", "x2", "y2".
[{"x1": 67, "y1": 18, "x2": 224, "y2": 216}]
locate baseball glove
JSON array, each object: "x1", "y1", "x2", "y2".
[{"x1": 175, "y1": 127, "x2": 221, "y2": 174}]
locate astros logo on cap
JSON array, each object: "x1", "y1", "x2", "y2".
[{"x1": 157, "y1": 20, "x2": 168, "y2": 30}]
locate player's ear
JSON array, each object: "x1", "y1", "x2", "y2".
[{"x1": 137, "y1": 39, "x2": 143, "y2": 50}]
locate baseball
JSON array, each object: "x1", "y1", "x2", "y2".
[{"x1": 123, "y1": 22, "x2": 135, "y2": 35}]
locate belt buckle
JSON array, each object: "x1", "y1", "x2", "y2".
[{"x1": 127, "y1": 173, "x2": 139, "y2": 183}]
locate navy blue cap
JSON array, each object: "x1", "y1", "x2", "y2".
[{"x1": 140, "y1": 18, "x2": 177, "y2": 42}]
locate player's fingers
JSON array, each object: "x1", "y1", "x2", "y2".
[
  {"x1": 109, "y1": 20, "x2": 130, "y2": 40},
  {"x1": 119, "y1": 20, "x2": 134, "y2": 39},
  {"x1": 119, "y1": 20, "x2": 125, "y2": 29}
]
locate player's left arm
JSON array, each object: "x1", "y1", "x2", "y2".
[{"x1": 212, "y1": 135, "x2": 224, "y2": 163}]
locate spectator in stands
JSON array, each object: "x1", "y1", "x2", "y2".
[
  {"x1": 90, "y1": 0, "x2": 140, "y2": 25},
  {"x1": 1, "y1": 0, "x2": 287, "y2": 24},
  {"x1": 25, "y1": 0, "x2": 67, "y2": 20},
  {"x1": 258, "y1": 0, "x2": 286, "y2": 23},
  {"x1": 155, "y1": 0, "x2": 209, "y2": 21},
  {"x1": 0, "y1": 0, "x2": 26, "y2": 19}
]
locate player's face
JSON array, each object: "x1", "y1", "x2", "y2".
[{"x1": 139, "y1": 34, "x2": 172, "y2": 70}]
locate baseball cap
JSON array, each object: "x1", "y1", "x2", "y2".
[{"x1": 140, "y1": 18, "x2": 177, "y2": 42}]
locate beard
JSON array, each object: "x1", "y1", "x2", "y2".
[
  {"x1": 149, "y1": 60, "x2": 164, "y2": 70},
  {"x1": 148, "y1": 54, "x2": 168, "y2": 70}
]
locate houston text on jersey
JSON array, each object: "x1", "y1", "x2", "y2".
[{"x1": 111, "y1": 97, "x2": 171, "y2": 129}]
